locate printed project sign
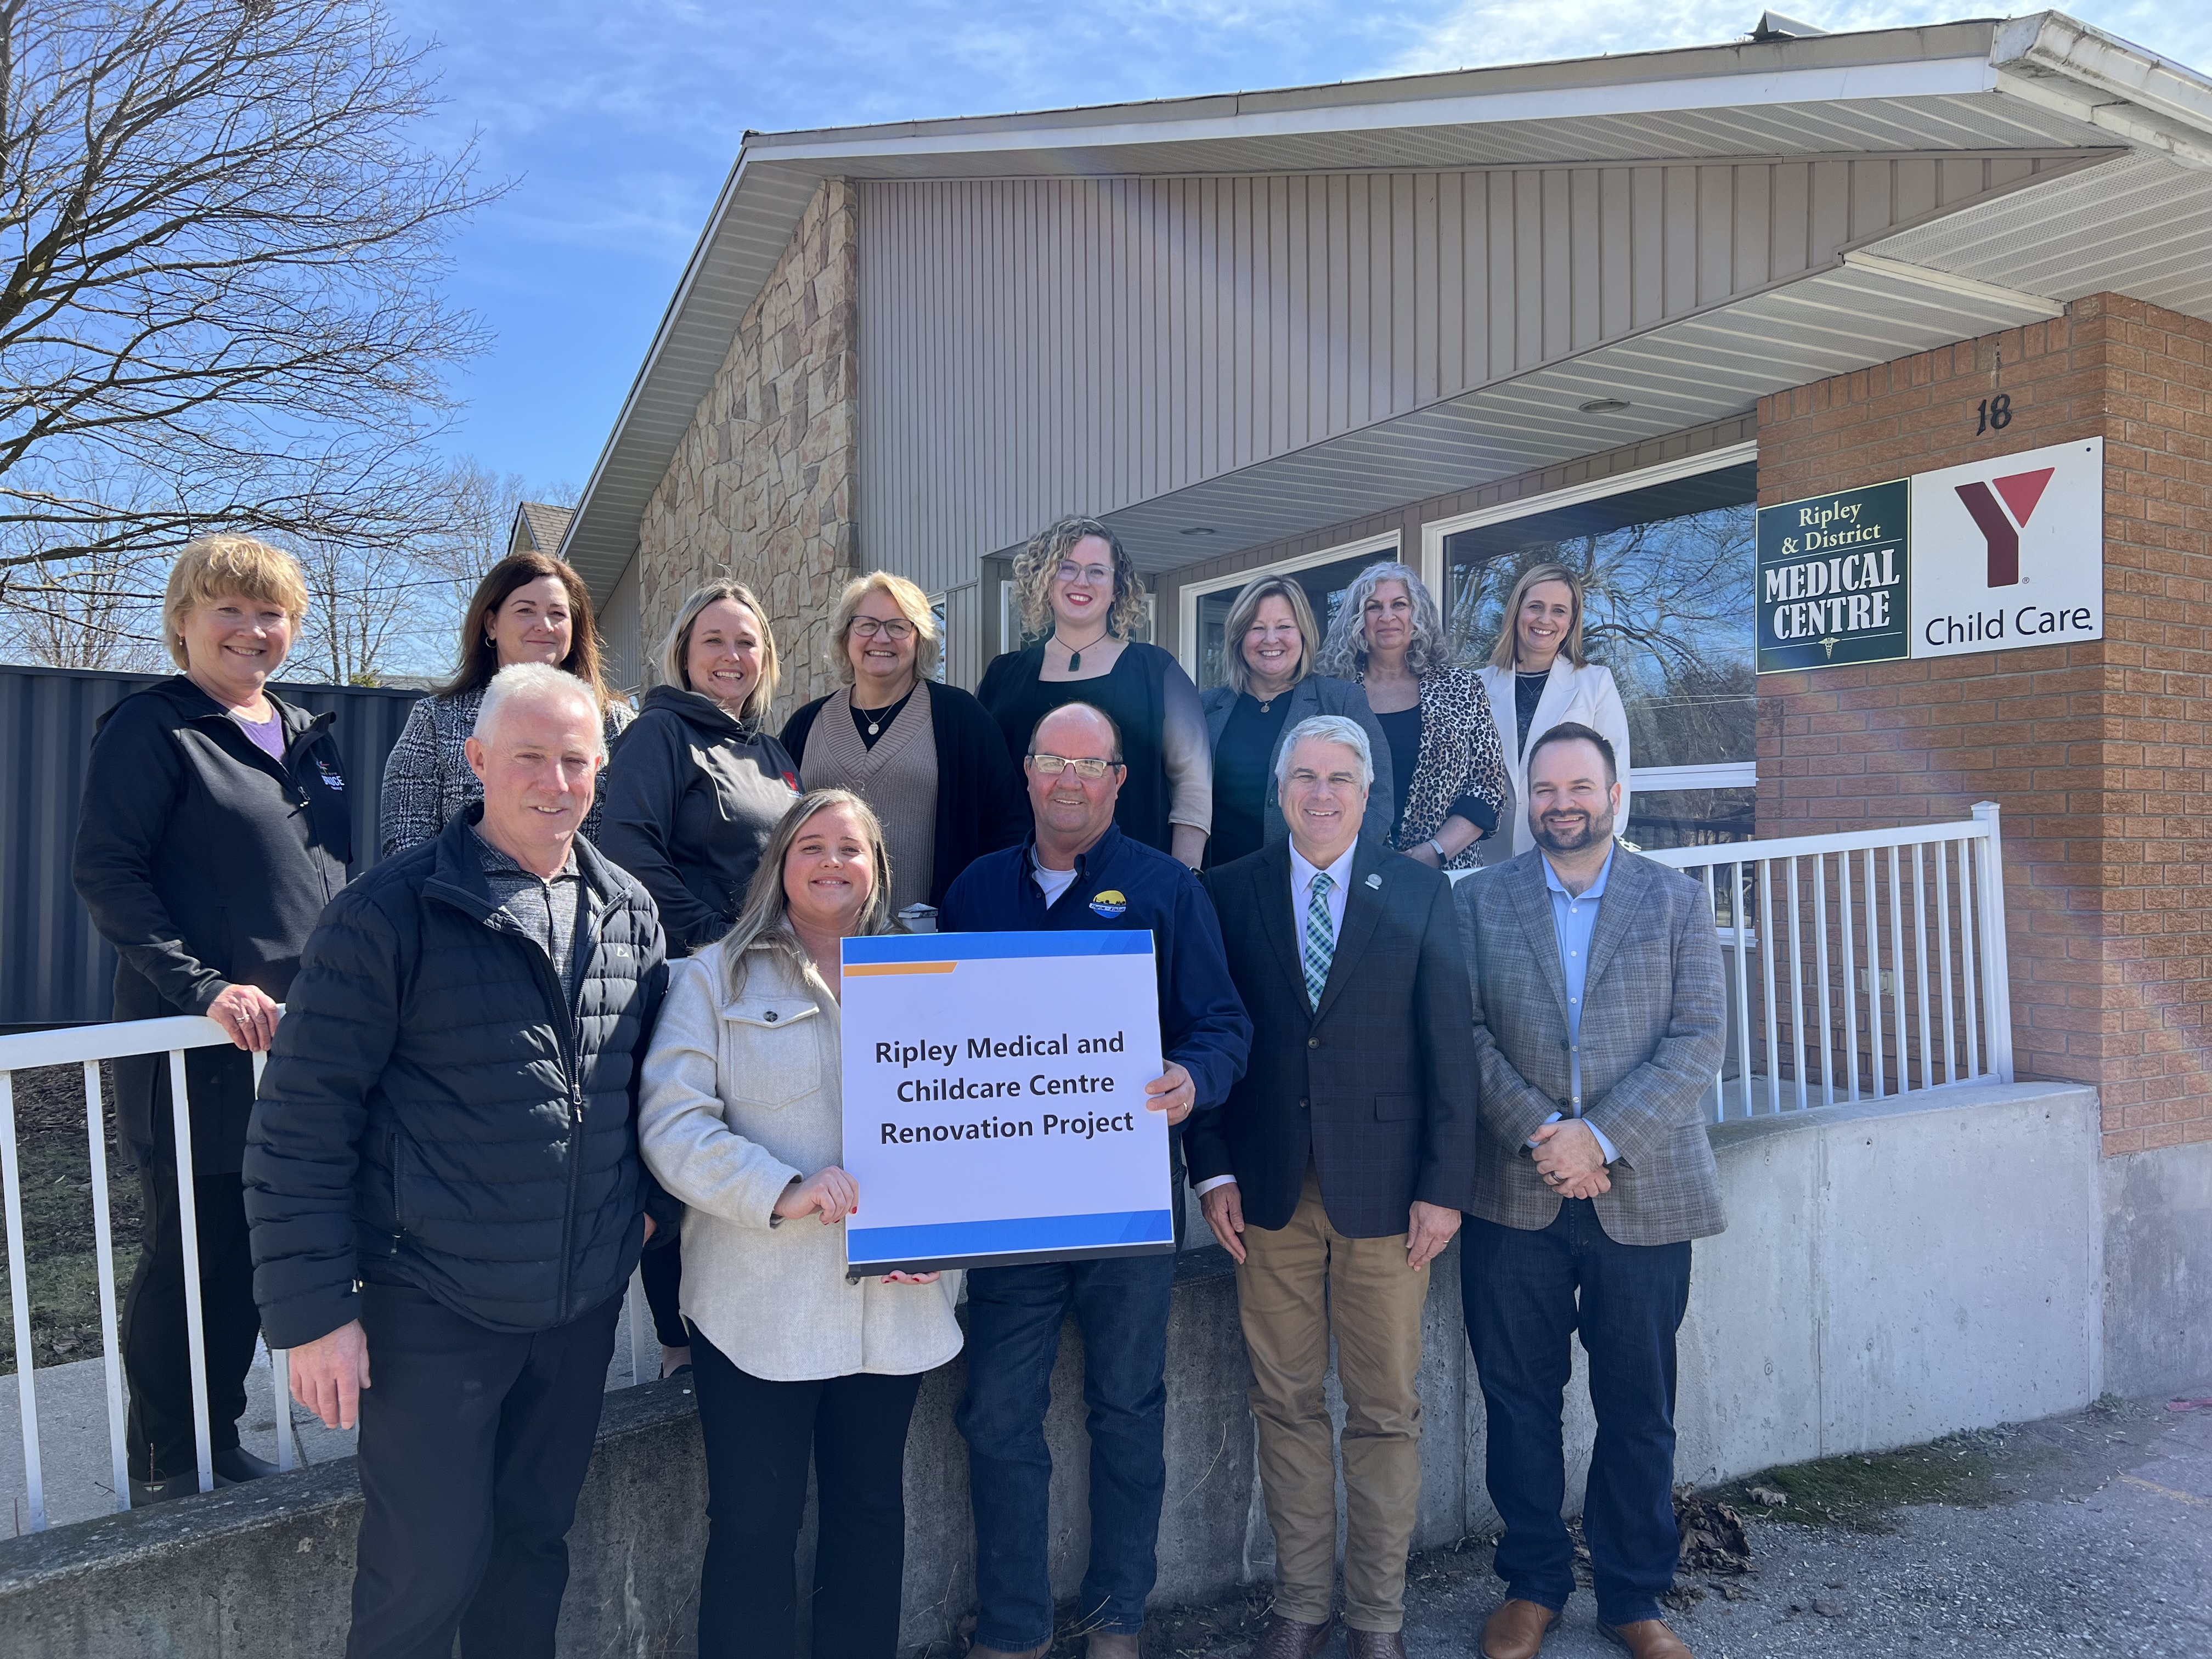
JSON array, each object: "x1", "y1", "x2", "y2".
[
  {"x1": 1755, "y1": 477, "x2": 1911, "y2": 673},
  {"x1": 1908, "y1": 438, "x2": 2103, "y2": 659},
  {"x1": 839, "y1": 930, "x2": 1171, "y2": 1275}
]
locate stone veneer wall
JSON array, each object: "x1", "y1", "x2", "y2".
[
  {"x1": 1756, "y1": 294, "x2": 2212, "y2": 1159},
  {"x1": 636, "y1": 180, "x2": 859, "y2": 722}
]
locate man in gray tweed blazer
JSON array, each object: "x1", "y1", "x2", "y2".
[{"x1": 1452, "y1": 722, "x2": 1725, "y2": 1659}]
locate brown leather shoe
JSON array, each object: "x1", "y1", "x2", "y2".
[
  {"x1": 1346, "y1": 1632, "x2": 1406, "y2": 1659},
  {"x1": 1480, "y1": 1599, "x2": 1563, "y2": 1659},
  {"x1": 1598, "y1": 1618, "x2": 1694, "y2": 1659},
  {"x1": 1245, "y1": 1616, "x2": 1335, "y2": 1659}
]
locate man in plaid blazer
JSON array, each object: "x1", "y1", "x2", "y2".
[
  {"x1": 1193, "y1": 715, "x2": 1479, "y2": 1659},
  {"x1": 1452, "y1": 722, "x2": 1726, "y2": 1659}
]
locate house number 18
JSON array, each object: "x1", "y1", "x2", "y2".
[{"x1": 1974, "y1": 394, "x2": 2012, "y2": 435}]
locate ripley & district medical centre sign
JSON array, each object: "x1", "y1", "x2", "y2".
[{"x1": 1757, "y1": 437, "x2": 2103, "y2": 674}]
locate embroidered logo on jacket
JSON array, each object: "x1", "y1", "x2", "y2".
[
  {"x1": 1088, "y1": 890, "x2": 1127, "y2": 918},
  {"x1": 316, "y1": 760, "x2": 346, "y2": 792}
]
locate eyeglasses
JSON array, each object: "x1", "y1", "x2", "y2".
[
  {"x1": 850, "y1": 617, "x2": 914, "y2": 640},
  {"x1": 1028, "y1": 753, "x2": 1122, "y2": 780},
  {"x1": 1055, "y1": 562, "x2": 1114, "y2": 587}
]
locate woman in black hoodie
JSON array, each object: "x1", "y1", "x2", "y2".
[
  {"x1": 597, "y1": 577, "x2": 800, "y2": 1375},
  {"x1": 72, "y1": 535, "x2": 352, "y2": 1505}
]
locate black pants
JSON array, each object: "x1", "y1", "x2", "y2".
[
  {"x1": 639, "y1": 1240, "x2": 687, "y2": 1350},
  {"x1": 691, "y1": 1326, "x2": 926, "y2": 1658},
  {"x1": 347, "y1": 1282, "x2": 621, "y2": 1659},
  {"x1": 1463, "y1": 1202, "x2": 1694, "y2": 1628},
  {"x1": 123, "y1": 1163, "x2": 261, "y2": 1482}
]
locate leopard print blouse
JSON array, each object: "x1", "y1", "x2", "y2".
[{"x1": 1360, "y1": 665, "x2": 1508, "y2": 870}]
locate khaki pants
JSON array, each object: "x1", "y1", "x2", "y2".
[{"x1": 1236, "y1": 1169, "x2": 1429, "y2": 1632}]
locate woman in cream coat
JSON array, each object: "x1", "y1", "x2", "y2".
[
  {"x1": 1477, "y1": 562, "x2": 1634, "y2": 855},
  {"x1": 640, "y1": 788, "x2": 960, "y2": 1659}
]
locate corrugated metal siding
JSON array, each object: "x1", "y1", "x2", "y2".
[
  {"x1": 858, "y1": 156, "x2": 2076, "y2": 592},
  {"x1": 0, "y1": 667, "x2": 421, "y2": 1027},
  {"x1": 597, "y1": 554, "x2": 645, "y2": 695}
]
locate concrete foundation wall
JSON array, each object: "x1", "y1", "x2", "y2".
[
  {"x1": 2102, "y1": 1136, "x2": 2212, "y2": 1396},
  {"x1": 0, "y1": 1081, "x2": 2129, "y2": 1656}
]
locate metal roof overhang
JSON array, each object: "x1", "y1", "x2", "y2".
[{"x1": 560, "y1": 12, "x2": 2212, "y2": 594}]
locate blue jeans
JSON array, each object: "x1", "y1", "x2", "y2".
[
  {"x1": 957, "y1": 1252, "x2": 1176, "y2": 1649},
  {"x1": 1462, "y1": 1203, "x2": 1692, "y2": 1628}
]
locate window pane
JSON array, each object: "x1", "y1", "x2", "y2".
[
  {"x1": 1624, "y1": 787, "x2": 1756, "y2": 851},
  {"x1": 1443, "y1": 462, "x2": 1756, "y2": 768}
]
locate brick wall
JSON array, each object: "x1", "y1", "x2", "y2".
[
  {"x1": 636, "y1": 180, "x2": 859, "y2": 721},
  {"x1": 1756, "y1": 293, "x2": 2212, "y2": 1156}
]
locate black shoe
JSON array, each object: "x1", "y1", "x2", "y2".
[
  {"x1": 128, "y1": 1472, "x2": 204, "y2": 1506},
  {"x1": 211, "y1": 1446, "x2": 280, "y2": 1485}
]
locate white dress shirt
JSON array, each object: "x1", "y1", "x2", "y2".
[{"x1": 1195, "y1": 838, "x2": 1357, "y2": 1198}]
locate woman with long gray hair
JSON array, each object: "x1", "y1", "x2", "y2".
[
  {"x1": 638, "y1": 789, "x2": 961, "y2": 1659},
  {"x1": 1314, "y1": 561, "x2": 1507, "y2": 871}
]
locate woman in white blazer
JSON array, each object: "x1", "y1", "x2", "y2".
[
  {"x1": 639, "y1": 787, "x2": 960, "y2": 1659},
  {"x1": 1477, "y1": 562, "x2": 1634, "y2": 855}
]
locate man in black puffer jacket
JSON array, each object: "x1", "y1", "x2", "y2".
[{"x1": 245, "y1": 664, "x2": 668, "y2": 1659}]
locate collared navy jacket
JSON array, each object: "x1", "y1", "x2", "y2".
[{"x1": 939, "y1": 822, "x2": 1252, "y2": 1115}]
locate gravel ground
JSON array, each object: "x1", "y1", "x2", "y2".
[{"x1": 1118, "y1": 1387, "x2": 2212, "y2": 1659}]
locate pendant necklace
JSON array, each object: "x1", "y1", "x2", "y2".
[{"x1": 1055, "y1": 626, "x2": 1111, "y2": 673}]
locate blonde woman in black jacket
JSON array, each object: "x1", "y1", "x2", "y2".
[{"x1": 73, "y1": 535, "x2": 351, "y2": 1506}]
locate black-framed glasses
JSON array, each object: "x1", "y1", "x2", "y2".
[
  {"x1": 1028, "y1": 753, "x2": 1121, "y2": 780},
  {"x1": 850, "y1": 617, "x2": 915, "y2": 640}
]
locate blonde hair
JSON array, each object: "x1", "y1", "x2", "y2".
[
  {"x1": 828, "y1": 572, "x2": 940, "y2": 685},
  {"x1": 720, "y1": 790, "x2": 896, "y2": 1000},
  {"x1": 1010, "y1": 516, "x2": 1147, "y2": 644},
  {"x1": 658, "y1": 579, "x2": 778, "y2": 723},
  {"x1": 1487, "y1": 562, "x2": 1587, "y2": 672},
  {"x1": 1221, "y1": 575, "x2": 1318, "y2": 698},
  {"x1": 161, "y1": 536, "x2": 311, "y2": 672}
]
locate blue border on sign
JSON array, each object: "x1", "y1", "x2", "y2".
[
  {"x1": 848, "y1": 1208, "x2": 1174, "y2": 1261},
  {"x1": 845, "y1": 930, "x2": 1153, "y2": 964}
]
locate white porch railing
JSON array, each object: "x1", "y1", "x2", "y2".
[
  {"x1": 1641, "y1": 801, "x2": 2015, "y2": 1119},
  {"x1": 0, "y1": 1013, "x2": 656, "y2": 1534}
]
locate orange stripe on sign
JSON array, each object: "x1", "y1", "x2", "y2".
[{"x1": 845, "y1": 962, "x2": 957, "y2": 977}]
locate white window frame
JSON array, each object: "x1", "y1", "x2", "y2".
[
  {"x1": 926, "y1": 591, "x2": 949, "y2": 682},
  {"x1": 1173, "y1": 530, "x2": 1400, "y2": 684},
  {"x1": 1417, "y1": 440, "x2": 1760, "y2": 796}
]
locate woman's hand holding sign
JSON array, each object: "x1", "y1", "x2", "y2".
[
  {"x1": 1144, "y1": 1060, "x2": 1197, "y2": 1127},
  {"x1": 775, "y1": 1165, "x2": 858, "y2": 1224},
  {"x1": 774, "y1": 1165, "x2": 941, "y2": 1285}
]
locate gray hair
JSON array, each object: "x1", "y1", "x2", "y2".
[
  {"x1": 474, "y1": 663, "x2": 606, "y2": 757},
  {"x1": 1313, "y1": 560, "x2": 1455, "y2": 680},
  {"x1": 1275, "y1": 715, "x2": 1375, "y2": 792}
]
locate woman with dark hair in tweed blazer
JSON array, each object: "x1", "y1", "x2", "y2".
[
  {"x1": 377, "y1": 552, "x2": 633, "y2": 857},
  {"x1": 1314, "y1": 561, "x2": 1507, "y2": 872}
]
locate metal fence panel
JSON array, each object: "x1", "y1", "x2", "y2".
[{"x1": 0, "y1": 665, "x2": 421, "y2": 1028}]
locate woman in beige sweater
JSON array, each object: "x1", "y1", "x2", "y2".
[{"x1": 639, "y1": 788, "x2": 961, "y2": 1658}]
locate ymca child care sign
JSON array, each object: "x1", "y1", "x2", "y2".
[{"x1": 839, "y1": 931, "x2": 1172, "y2": 1275}]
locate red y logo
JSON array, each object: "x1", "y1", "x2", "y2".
[{"x1": 1954, "y1": 467, "x2": 2054, "y2": 588}]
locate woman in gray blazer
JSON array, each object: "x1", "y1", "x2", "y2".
[{"x1": 1200, "y1": 573, "x2": 1392, "y2": 866}]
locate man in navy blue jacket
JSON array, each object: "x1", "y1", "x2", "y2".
[{"x1": 942, "y1": 701, "x2": 1250, "y2": 1659}]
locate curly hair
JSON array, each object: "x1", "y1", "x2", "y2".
[
  {"x1": 1313, "y1": 560, "x2": 1455, "y2": 680},
  {"x1": 1009, "y1": 516, "x2": 1148, "y2": 644}
]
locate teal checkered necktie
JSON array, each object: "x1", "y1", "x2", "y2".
[{"x1": 1302, "y1": 871, "x2": 1336, "y2": 1010}]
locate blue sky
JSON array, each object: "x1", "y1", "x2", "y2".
[{"x1": 391, "y1": 1, "x2": 2212, "y2": 500}]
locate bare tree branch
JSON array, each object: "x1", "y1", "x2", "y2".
[{"x1": 0, "y1": 0, "x2": 503, "y2": 575}]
